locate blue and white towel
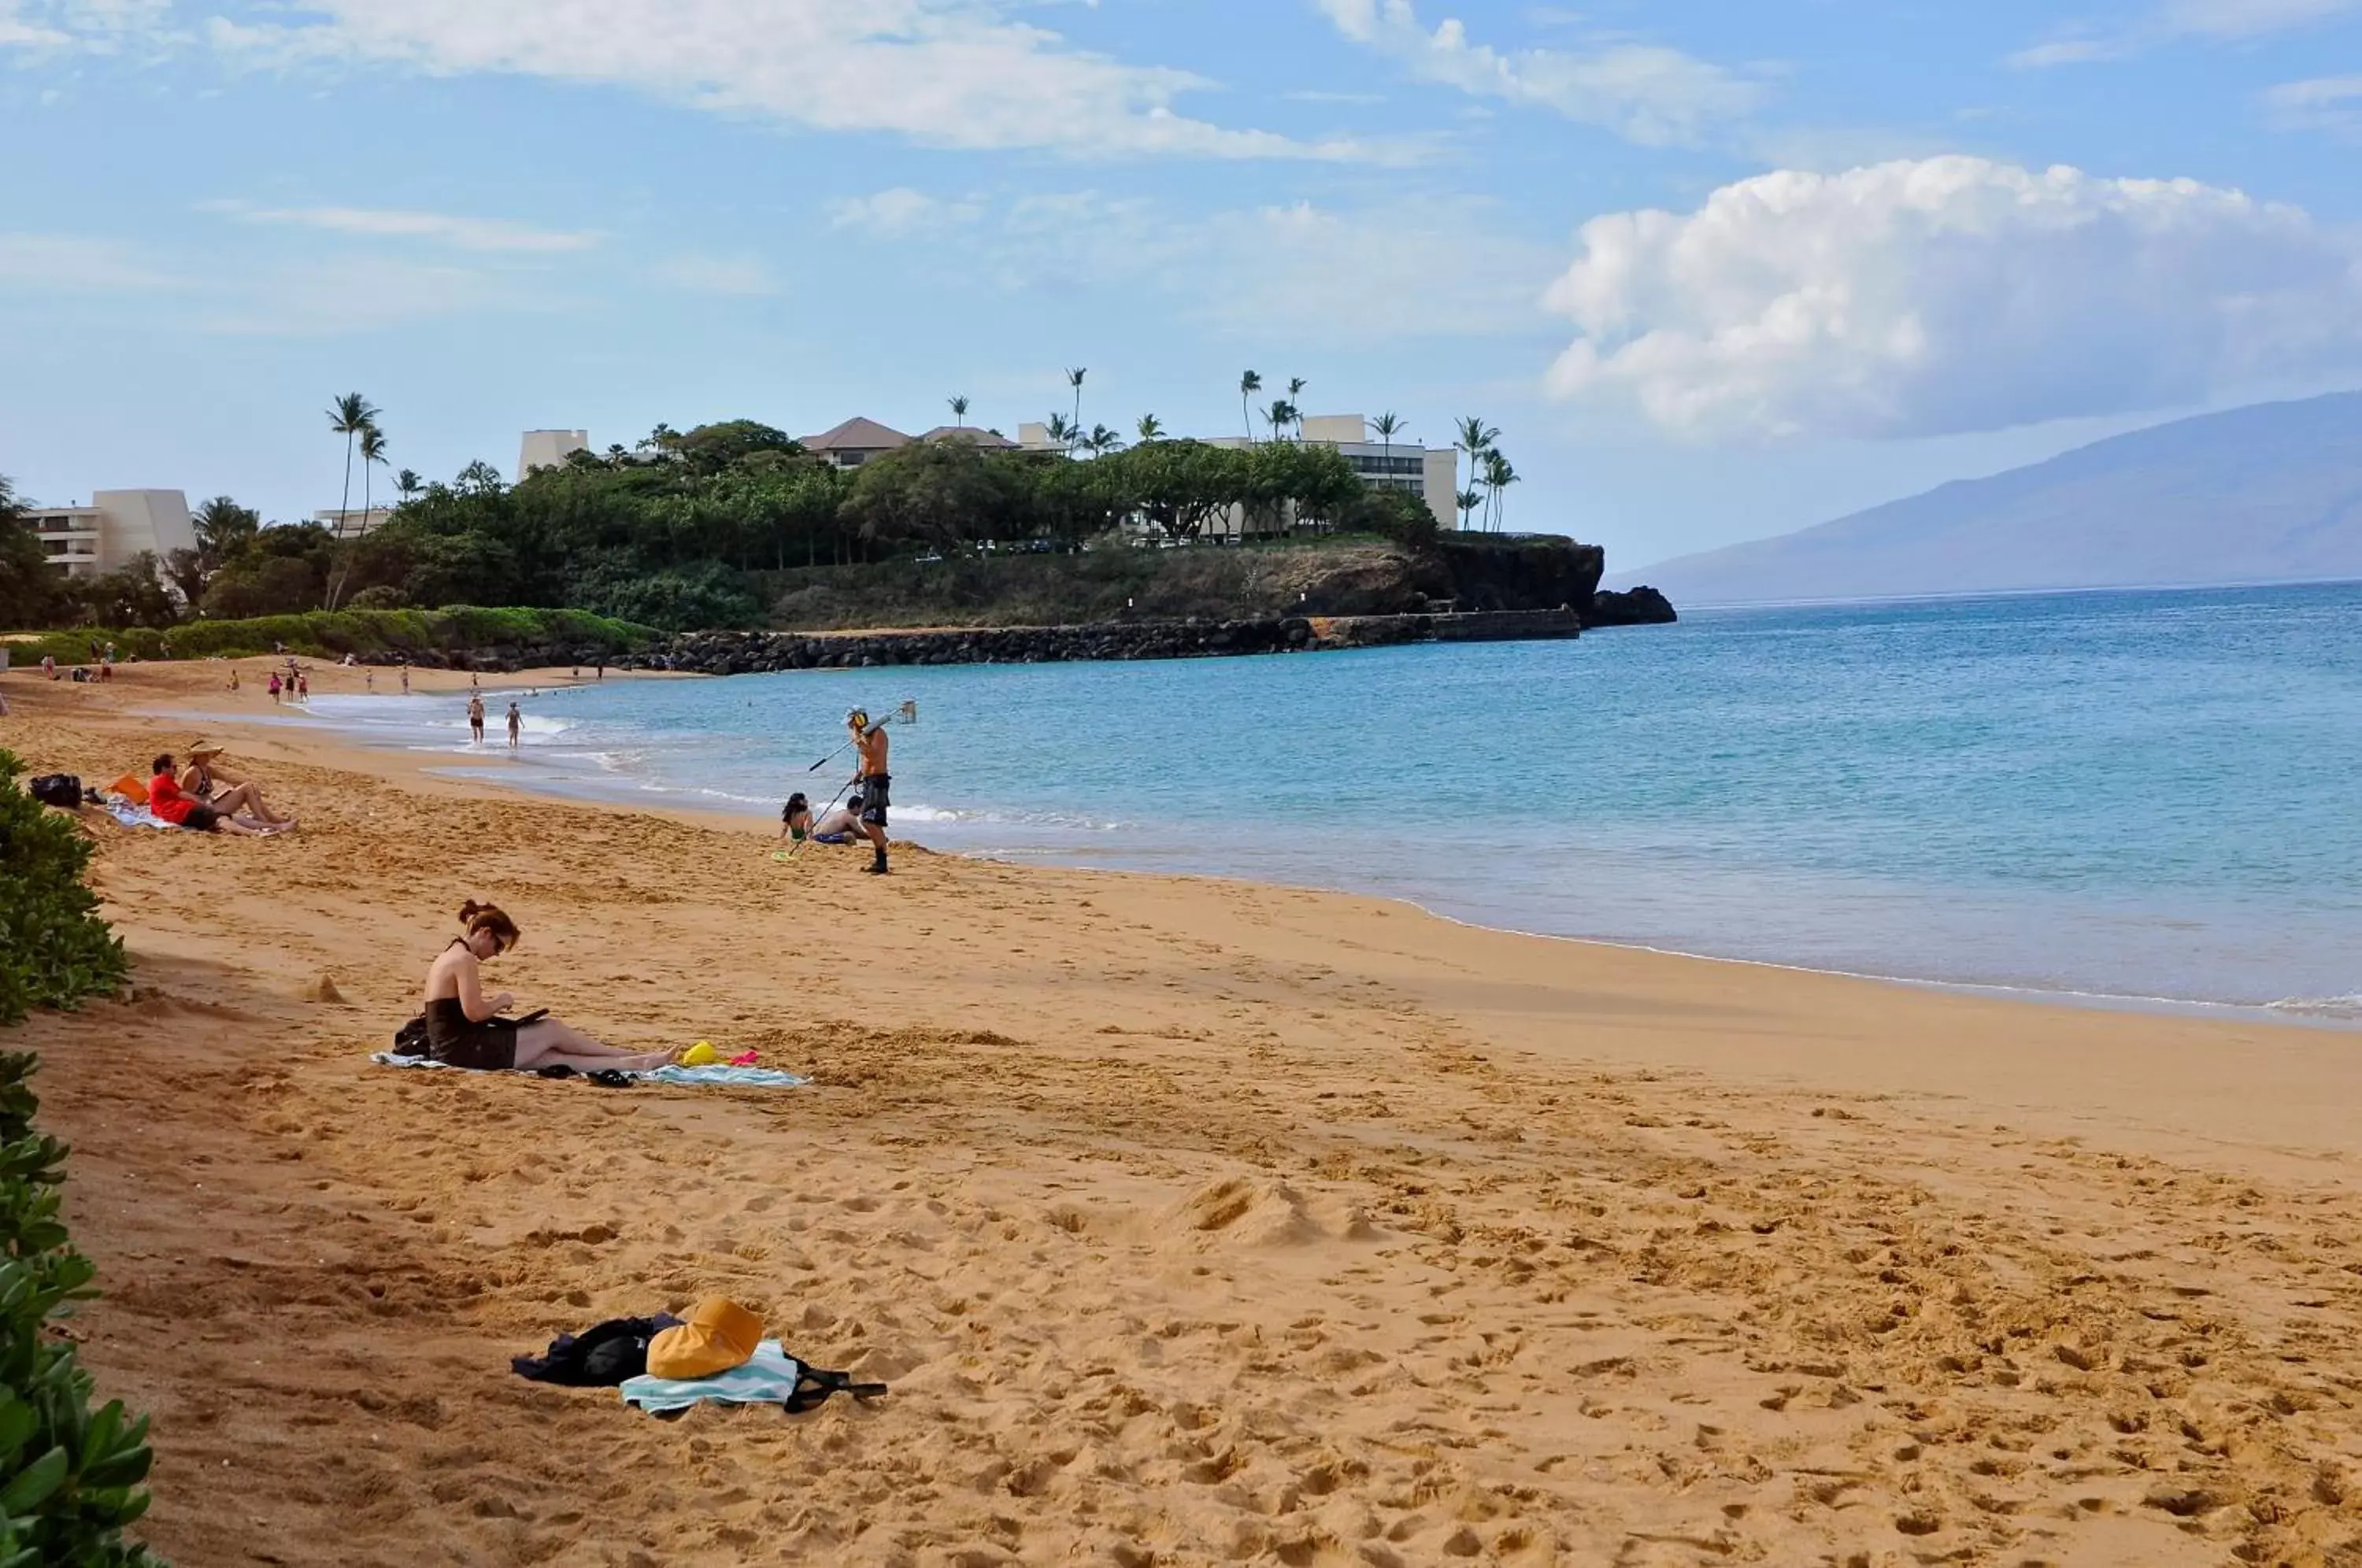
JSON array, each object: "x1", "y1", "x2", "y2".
[
  {"x1": 620, "y1": 1341, "x2": 809, "y2": 1415},
  {"x1": 101, "y1": 799, "x2": 172, "y2": 830},
  {"x1": 368, "y1": 1052, "x2": 806, "y2": 1088}
]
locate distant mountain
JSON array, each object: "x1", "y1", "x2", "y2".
[{"x1": 1619, "y1": 391, "x2": 2362, "y2": 605}]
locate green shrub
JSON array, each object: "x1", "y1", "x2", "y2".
[
  {"x1": 0, "y1": 752, "x2": 127, "y2": 1028},
  {"x1": 2, "y1": 607, "x2": 656, "y2": 669},
  {"x1": 0, "y1": 1052, "x2": 163, "y2": 1566}
]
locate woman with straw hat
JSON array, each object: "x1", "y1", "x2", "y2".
[{"x1": 181, "y1": 740, "x2": 297, "y2": 830}]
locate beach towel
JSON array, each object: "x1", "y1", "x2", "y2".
[
  {"x1": 100, "y1": 799, "x2": 174, "y2": 830},
  {"x1": 618, "y1": 1341, "x2": 885, "y2": 1416},
  {"x1": 368, "y1": 1052, "x2": 807, "y2": 1088}
]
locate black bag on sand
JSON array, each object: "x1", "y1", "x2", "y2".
[
  {"x1": 28, "y1": 774, "x2": 83, "y2": 810},
  {"x1": 391, "y1": 1015, "x2": 430, "y2": 1057},
  {"x1": 513, "y1": 1315, "x2": 684, "y2": 1387}
]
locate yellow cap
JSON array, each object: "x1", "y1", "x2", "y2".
[{"x1": 646, "y1": 1297, "x2": 764, "y2": 1380}]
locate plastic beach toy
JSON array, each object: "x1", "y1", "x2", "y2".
[{"x1": 680, "y1": 1041, "x2": 720, "y2": 1067}]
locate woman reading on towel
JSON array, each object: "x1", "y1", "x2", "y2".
[
  {"x1": 181, "y1": 741, "x2": 295, "y2": 829},
  {"x1": 424, "y1": 900, "x2": 683, "y2": 1073}
]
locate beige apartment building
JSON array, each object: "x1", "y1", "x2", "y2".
[{"x1": 22, "y1": 490, "x2": 197, "y2": 579}]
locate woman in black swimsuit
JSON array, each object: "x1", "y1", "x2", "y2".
[{"x1": 423, "y1": 900, "x2": 683, "y2": 1073}]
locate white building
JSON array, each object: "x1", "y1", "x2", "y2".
[
  {"x1": 315, "y1": 507, "x2": 395, "y2": 541},
  {"x1": 22, "y1": 490, "x2": 197, "y2": 579},
  {"x1": 520, "y1": 429, "x2": 591, "y2": 479},
  {"x1": 1018, "y1": 412, "x2": 1460, "y2": 537}
]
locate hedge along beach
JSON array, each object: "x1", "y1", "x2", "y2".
[{"x1": 9, "y1": 656, "x2": 2362, "y2": 1566}]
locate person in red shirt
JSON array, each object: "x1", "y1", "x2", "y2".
[{"x1": 146, "y1": 756, "x2": 276, "y2": 836}]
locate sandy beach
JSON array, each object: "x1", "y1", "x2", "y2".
[{"x1": 5, "y1": 655, "x2": 2360, "y2": 1567}]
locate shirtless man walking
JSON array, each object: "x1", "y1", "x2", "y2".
[
  {"x1": 468, "y1": 693, "x2": 487, "y2": 745},
  {"x1": 846, "y1": 708, "x2": 892, "y2": 875}
]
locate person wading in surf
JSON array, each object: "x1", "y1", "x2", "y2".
[{"x1": 847, "y1": 708, "x2": 891, "y2": 875}]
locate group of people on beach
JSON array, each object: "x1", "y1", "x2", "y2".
[
  {"x1": 415, "y1": 710, "x2": 894, "y2": 1073},
  {"x1": 779, "y1": 708, "x2": 894, "y2": 875}
]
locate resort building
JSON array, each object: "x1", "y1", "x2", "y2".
[
  {"x1": 916, "y1": 425, "x2": 1017, "y2": 449},
  {"x1": 1020, "y1": 412, "x2": 1461, "y2": 538},
  {"x1": 520, "y1": 428, "x2": 591, "y2": 479},
  {"x1": 22, "y1": 490, "x2": 197, "y2": 579},
  {"x1": 801, "y1": 417, "x2": 912, "y2": 469},
  {"x1": 314, "y1": 508, "x2": 395, "y2": 541}
]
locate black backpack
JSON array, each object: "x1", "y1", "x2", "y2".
[{"x1": 27, "y1": 775, "x2": 84, "y2": 810}]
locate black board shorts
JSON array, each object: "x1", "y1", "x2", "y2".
[
  {"x1": 861, "y1": 774, "x2": 891, "y2": 827},
  {"x1": 181, "y1": 804, "x2": 224, "y2": 833}
]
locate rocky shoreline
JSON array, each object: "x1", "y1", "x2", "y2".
[{"x1": 650, "y1": 605, "x2": 1611, "y2": 675}]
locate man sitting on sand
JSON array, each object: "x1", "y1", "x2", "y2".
[
  {"x1": 181, "y1": 741, "x2": 296, "y2": 830},
  {"x1": 808, "y1": 793, "x2": 864, "y2": 845}
]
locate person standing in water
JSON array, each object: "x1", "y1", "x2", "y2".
[
  {"x1": 468, "y1": 693, "x2": 487, "y2": 745},
  {"x1": 400, "y1": 663, "x2": 411, "y2": 694},
  {"x1": 506, "y1": 701, "x2": 522, "y2": 750},
  {"x1": 846, "y1": 708, "x2": 891, "y2": 875}
]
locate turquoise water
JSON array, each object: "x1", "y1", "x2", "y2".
[{"x1": 302, "y1": 582, "x2": 2362, "y2": 1016}]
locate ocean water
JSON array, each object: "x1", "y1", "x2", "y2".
[{"x1": 295, "y1": 582, "x2": 2362, "y2": 1019}]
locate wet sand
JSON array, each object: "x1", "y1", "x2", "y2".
[{"x1": 6, "y1": 656, "x2": 2361, "y2": 1567}]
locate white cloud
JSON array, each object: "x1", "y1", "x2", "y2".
[
  {"x1": 650, "y1": 252, "x2": 777, "y2": 296},
  {"x1": 2262, "y1": 72, "x2": 2362, "y2": 136},
  {"x1": 1542, "y1": 156, "x2": 2362, "y2": 441},
  {"x1": 2012, "y1": 0, "x2": 2360, "y2": 65},
  {"x1": 2162, "y1": 0, "x2": 2360, "y2": 35},
  {"x1": 826, "y1": 187, "x2": 985, "y2": 236},
  {"x1": 1312, "y1": 0, "x2": 1763, "y2": 146},
  {"x1": 200, "y1": 200, "x2": 599, "y2": 252},
  {"x1": 203, "y1": 0, "x2": 1380, "y2": 161},
  {"x1": 0, "y1": 233, "x2": 179, "y2": 292},
  {"x1": 0, "y1": 0, "x2": 170, "y2": 50}
]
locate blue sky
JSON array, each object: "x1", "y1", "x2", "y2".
[{"x1": 3, "y1": 0, "x2": 2360, "y2": 572}]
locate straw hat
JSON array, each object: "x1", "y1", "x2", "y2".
[
  {"x1": 646, "y1": 1297, "x2": 764, "y2": 1381},
  {"x1": 187, "y1": 738, "x2": 226, "y2": 758}
]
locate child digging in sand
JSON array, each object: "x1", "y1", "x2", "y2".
[{"x1": 422, "y1": 900, "x2": 684, "y2": 1073}]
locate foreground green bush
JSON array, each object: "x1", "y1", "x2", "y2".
[
  {"x1": 0, "y1": 1052, "x2": 162, "y2": 1566},
  {"x1": 3, "y1": 606, "x2": 655, "y2": 669},
  {"x1": 0, "y1": 752, "x2": 127, "y2": 1028}
]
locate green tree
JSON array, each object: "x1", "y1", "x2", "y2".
[
  {"x1": 948, "y1": 394, "x2": 970, "y2": 429},
  {"x1": 1456, "y1": 487, "x2": 1484, "y2": 532},
  {"x1": 1083, "y1": 423, "x2": 1125, "y2": 458},
  {"x1": 1042, "y1": 411, "x2": 1075, "y2": 457},
  {"x1": 1064, "y1": 367, "x2": 1087, "y2": 440},
  {"x1": 0, "y1": 478, "x2": 61, "y2": 630},
  {"x1": 394, "y1": 468, "x2": 424, "y2": 503},
  {"x1": 66, "y1": 553, "x2": 177, "y2": 629},
  {"x1": 1238, "y1": 370, "x2": 1262, "y2": 441},
  {"x1": 328, "y1": 423, "x2": 391, "y2": 609},
  {"x1": 328, "y1": 390, "x2": 379, "y2": 540},
  {"x1": 1135, "y1": 413, "x2": 1164, "y2": 444},
  {"x1": 1286, "y1": 377, "x2": 1308, "y2": 441}
]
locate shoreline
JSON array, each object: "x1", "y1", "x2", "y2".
[
  {"x1": 231, "y1": 667, "x2": 2362, "y2": 1034},
  {"x1": 10, "y1": 656, "x2": 2362, "y2": 1564}
]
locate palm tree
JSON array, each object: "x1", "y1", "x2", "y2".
[
  {"x1": 1265, "y1": 400, "x2": 1295, "y2": 442},
  {"x1": 1136, "y1": 413, "x2": 1164, "y2": 444},
  {"x1": 1043, "y1": 411, "x2": 1076, "y2": 456},
  {"x1": 328, "y1": 391, "x2": 379, "y2": 540},
  {"x1": 948, "y1": 394, "x2": 971, "y2": 431},
  {"x1": 393, "y1": 467, "x2": 424, "y2": 503},
  {"x1": 1482, "y1": 449, "x2": 1519, "y2": 532},
  {"x1": 1286, "y1": 378, "x2": 1308, "y2": 441},
  {"x1": 1239, "y1": 370, "x2": 1262, "y2": 440},
  {"x1": 1456, "y1": 487, "x2": 1485, "y2": 531},
  {"x1": 360, "y1": 424, "x2": 388, "y2": 528},
  {"x1": 1064, "y1": 368, "x2": 1087, "y2": 437},
  {"x1": 1371, "y1": 412, "x2": 1403, "y2": 492},
  {"x1": 1084, "y1": 423, "x2": 1126, "y2": 457},
  {"x1": 1453, "y1": 415, "x2": 1498, "y2": 526}
]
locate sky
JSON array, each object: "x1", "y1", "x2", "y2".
[{"x1": 2, "y1": 0, "x2": 2360, "y2": 574}]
